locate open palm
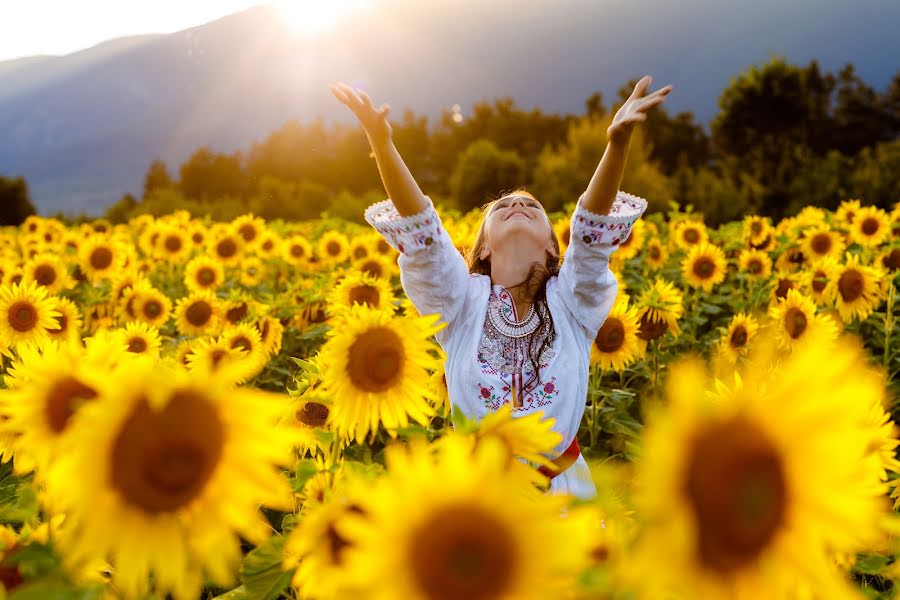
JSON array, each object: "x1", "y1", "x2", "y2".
[
  {"x1": 607, "y1": 75, "x2": 673, "y2": 145},
  {"x1": 329, "y1": 82, "x2": 393, "y2": 142}
]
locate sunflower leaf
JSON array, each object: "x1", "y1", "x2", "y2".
[
  {"x1": 239, "y1": 534, "x2": 294, "y2": 600},
  {"x1": 290, "y1": 459, "x2": 320, "y2": 493}
]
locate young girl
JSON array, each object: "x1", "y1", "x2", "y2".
[{"x1": 329, "y1": 76, "x2": 672, "y2": 498}]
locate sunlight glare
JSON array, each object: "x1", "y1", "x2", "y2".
[{"x1": 273, "y1": 0, "x2": 372, "y2": 37}]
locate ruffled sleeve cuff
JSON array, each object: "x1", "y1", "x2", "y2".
[
  {"x1": 364, "y1": 196, "x2": 445, "y2": 255},
  {"x1": 571, "y1": 190, "x2": 648, "y2": 248}
]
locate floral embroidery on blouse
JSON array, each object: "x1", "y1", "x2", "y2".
[
  {"x1": 571, "y1": 193, "x2": 647, "y2": 248},
  {"x1": 363, "y1": 199, "x2": 444, "y2": 255}
]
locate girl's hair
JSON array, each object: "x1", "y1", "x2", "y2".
[{"x1": 465, "y1": 188, "x2": 562, "y2": 397}]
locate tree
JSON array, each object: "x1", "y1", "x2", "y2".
[
  {"x1": 449, "y1": 139, "x2": 526, "y2": 212},
  {"x1": 0, "y1": 175, "x2": 37, "y2": 226},
  {"x1": 106, "y1": 193, "x2": 139, "y2": 224},
  {"x1": 142, "y1": 159, "x2": 174, "y2": 199},
  {"x1": 179, "y1": 147, "x2": 246, "y2": 201}
]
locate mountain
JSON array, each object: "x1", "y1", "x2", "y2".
[{"x1": 0, "y1": 0, "x2": 898, "y2": 216}]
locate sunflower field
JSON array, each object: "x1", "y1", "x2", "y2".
[{"x1": 0, "y1": 197, "x2": 898, "y2": 600}]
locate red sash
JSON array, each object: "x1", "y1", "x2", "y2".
[{"x1": 537, "y1": 437, "x2": 581, "y2": 480}]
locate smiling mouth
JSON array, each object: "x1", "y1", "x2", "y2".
[{"x1": 505, "y1": 211, "x2": 531, "y2": 220}]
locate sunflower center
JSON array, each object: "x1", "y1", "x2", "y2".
[
  {"x1": 809, "y1": 233, "x2": 830, "y2": 255},
  {"x1": 8, "y1": 301, "x2": 37, "y2": 332},
  {"x1": 729, "y1": 326, "x2": 748, "y2": 348},
  {"x1": 143, "y1": 300, "x2": 163, "y2": 319},
  {"x1": 164, "y1": 235, "x2": 182, "y2": 253},
  {"x1": 409, "y1": 504, "x2": 517, "y2": 600},
  {"x1": 326, "y1": 241, "x2": 342, "y2": 256},
  {"x1": 238, "y1": 224, "x2": 256, "y2": 242},
  {"x1": 127, "y1": 337, "x2": 148, "y2": 353},
  {"x1": 774, "y1": 279, "x2": 794, "y2": 300},
  {"x1": 838, "y1": 269, "x2": 864, "y2": 302},
  {"x1": 197, "y1": 268, "x2": 216, "y2": 286},
  {"x1": 684, "y1": 229, "x2": 700, "y2": 244},
  {"x1": 349, "y1": 285, "x2": 380, "y2": 308},
  {"x1": 290, "y1": 244, "x2": 305, "y2": 258},
  {"x1": 692, "y1": 257, "x2": 715, "y2": 279},
  {"x1": 34, "y1": 264, "x2": 57, "y2": 286},
  {"x1": 810, "y1": 270, "x2": 827, "y2": 292},
  {"x1": 747, "y1": 259, "x2": 762, "y2": 275},
  {"x1": 53, "y1": 313, "x2": 68, "y2": 334},
  {"x1": 861, "y1": 217, "x2": 879, "y2": 236},
  {"x1": 346, "y1": 327, "x2": 405, "y2": 393},
  {"x1": 595, "y1": 317, "x2": 625, "y2": 353},
  {"x1": 885, "y1": 249, "x2": 900, "y2": 271},
  {"x1": 217, "y1": 239, "x2": 237, "y2": 258},
  {"x1": 192, "y1": 232, "x2": 204, "y2": 244},
  {"x1": 649, "y1": 246, "x2": 660, "y2": 260},
  {"x1": 45, "y1": 377, "x2": 99, "y2": 433},
  {"x1": 783, "y1": 307, "x2": 807, "y2": 339},
  {"x1": 637, "y1": 312, "x2": 668, "y2": 341},
  {"x1": 297, "y1": 402, "x2": 329, "y2": 427},
  {"x1": 230, "y1": 336, "x2": 252, "y2": 353},
  {"x1": 353, "y1": 246, "x2": 368, "y2": 259},
  {"x1": 90, "y1": 247, "x2": 113, "y2": 270},
  {"x1": 226, "y1": 302, "x2": 248, "y2": 323},
  {"x1": 361, "y1": 261, "x2": 383, "y2": 279},
  {"x1": 186, "y1": 301, "x2": 213, "y2": 327},
  {"x1": 376, "y1": 239, "x2": 391, "y2": 254},
  {"x1": 110, "y1": 391, "x2": 225, "y2": 514},
  {"x1": 684, "y1": 417, "x2": 787, "y2": 575},
  {"x1": 210, "y1": 349, "x2": 228, "y2": 366},
  {"x1": 750, "y1": 222, "x2": 762, "y2": 235}
]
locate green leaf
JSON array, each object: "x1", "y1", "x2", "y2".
[
  {"x1": 290, "y1": 459, "x2": 320, "y2": 493},
  {"x1": 211, "y1": 585, "x2": 250, "y2": 600},
  {"x1": 852, "y1": 553, "x2": 891, "y2": 575},
  {"x1": 239, "y1": 535, "x2": 294, "y2": 600},
  {"x1": 7, "y1": 579, "x2": 106, "y2": 600}
]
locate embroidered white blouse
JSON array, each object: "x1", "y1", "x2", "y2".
[{"x1": 364, "y1": 191, "x2": 648, "y2": 499}]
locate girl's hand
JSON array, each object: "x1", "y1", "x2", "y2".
[
  {"x1": 607, "y1": 75, "x2": 673, "y2": 146},
  {"x1": 329, "y1": 81, "x2": 393, "y2": 144}
]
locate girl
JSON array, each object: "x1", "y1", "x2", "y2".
[{"x1": 329, "y1": 76, "x2": 671, "y2": 498}]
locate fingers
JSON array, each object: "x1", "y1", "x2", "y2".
[
  {"x1": 630, "y1": 75, "x2": 653, "y2": 98},
  {"x1": 358, "y1": 89, "x2": 376, "y2": 110}
]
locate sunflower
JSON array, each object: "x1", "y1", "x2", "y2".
[
  {"x1": 174, "y1": 291, "x2": 221, "y2": 337},
  {"x1": 42, "y1": 357, "x2": 294, "y2": 600},
  {"x1": 186, "y1": 335, "x2": 257, "y2": 385},
  {"x1": 285, "y1": 395, "x2": 337, "y2": 459},
  {"x1": 254, "y1": 230, "x2": 281, "y2": 259},
  {"x1": 682, "y1": 242, "x2": 727, "y2": 291},
  {"x1": 253, "y1": 315, "x2": 285, "y2": 357},
  {"x1": 835, "y1": 198, "x2": 861, "y2": 228},
  {"x1": 317, "y1": 305, "x2": 445, "y2": 443},
  {"x1": 219, "y1": 323, "x2": 268, "y2": 379},
  {"x1": 737, "y1": 249, "x2": 772, "y2": 280},
  {"x1": 45, "y1": 296, "x2": 82, "y2": 346},
  {"x1": 187, "y1": 221, "x2": 208, "y2": 250},
  {"x1": 354, "y1": 254, "x2": 397, "y2": 281},
  {"x1": 79, "y1": 236, "x2": 125, "y2": 282},
  {"x1": 427, "y1": 365, "x2": 451, "y2": 418},
  {"x1": 371, "y1": 232, "x2": 397, "y2": 258},
  {"x1": 849, "y1": 205, "x2": 891, "y2": 248},
  {"x1": 317, "y1": 230, "x2": 350, "y2": 265},
  {"x1": 834, "y1": 253, "x2": 883, "y2": 322},
  {"x1": 231, "y1": 213, "x2": 266, "y2": 250},
  {"x1": 742, "y1": 215, "x2": 772, "y2": 247},
  {"x1": 0, "y1": 281, "x2": 62, "y2": 350},
  {"x1": 635, "y1": 279, "x2": 684, "y2": 341},
  {"x1": 340, "y1": 434, "x2": 593, "y2": 600},
  {"x1": 615, "y1": 219, "x2": 645, "y2": 260},
  {"x1": 131, "y1": 284, "x2": 172, "y2": 328},
  {"x1": 590, "y1": 301, "x2": 644, "y2": 372},
  {"x1": 282, "y1": 234, "x2": 314, "y2": 267},
  {"x1": 717, "y1": 312, "x2": 759, "y2": 364},
  {"x1": 671, "y1": 219, "x2": 708, "y2": 251},
  {"x1": 773, "y1": 245, "x2": 807, "y2": 273},
  {"x1": 644, "y1": 238, "x2": 667, "y2": 270},
  {"x1": 239, "y1": 256, "x2": 266, "y2": 287},
  {"x1": 0, "y1": 340, "x2": 109, "y2": 475},
  {"x1": 472, "y1": 404, "x2": 563, "y2": 484},
  {"x1": 327, "y1": 271, "x2": 396, "y2": 317},
  {"x1": 801, "y1": 226, "x2": 844, "y2": 262},
  {"x1": 118, "y1": 321, "x2": 163, "y2": 357},
  {"x1": 802, "y1": 255, "x2": 840, "y2": 306},
  {"x1": 210, "y1": 229, "x2": 244, "y2": 266},
  {"x1": 877, "y1": 246, "x2": 900, "y2": 274},
  {"x1": 770, "y1": 271, "x2": 802, "y2": 304},
  {"x1": 349, "y1": 237, "x2": 371, "y2": 261},
  {"x1": 633, "y1": 333, "x2": 890, "y2": 598},
  {"x1": 184, "y1": 255, "x2": 225, "y2": 293},
  {"x1": 22, "y1": 253, "x2": 73, "y2": 295},
  {"x1": 768, "y1": 289, "x2": 838, "y2": 352}
]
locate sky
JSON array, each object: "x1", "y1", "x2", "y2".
[{"x1": 0, "y1": 0, "x2": 269, "y2": 61}]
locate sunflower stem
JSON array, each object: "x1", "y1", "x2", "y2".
[{"x1": 885, "y1": 282, "x2": 895, "y2": 371}]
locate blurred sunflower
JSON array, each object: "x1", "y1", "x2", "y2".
[
  {"x1": 834, "y1": 253, "x2": 883, "y2": 322},
  {"x1": 590, "y1": 301, "x2": 643, "y2": 372},
  {"x1": 615, "y1": 219, "x2": 645, "y2": 260},
  {"x1": 472, "y1": 404, "x2": 563, "y2": 485},
  {"x1": 184, "y1": 255, "x2": 225, "y2": 293},
  {"x1": 282, "y1": 234, "x2": 314, "y2": 267},
  {"x1": 768, "y1": 289, "x2": 838, "y2": 352},
  {"x1": 43, "y1": 358, "x2": 294, "y2": 600},
  {"x1": 239, "y1": 256, "x2": 266, "y2": 287},
  {"x1": 186, "y1": 335, "x2": 256, "y2": 385},
  {"x1": 737, "y1": 249, "x2": 772, "y2": 280},
  {"x1": 773, "y1": 245, "x2": 806, "y2": 273},
  {"x1": 770, "y1": 271, "x2": 802, "y2": 304},
  {"x1": 633, "y1": 334, "x2": 890, "y2": 598},
  {"x1": 119, "y1": 321, "x2": 163, "y2": 357},
  {"x1": 742, "y1": 215, "x2": 772, "y2": 247},
  {"x1": 635, "y1": 279, "x2": 684, "y2": 342},
  {"x1": 156, "y1": 225, "x2": 191, "y2": 264},
  {"x1": 849, "y1": 205, "x2": 891, "y2": 248},
  {"x1": 717, "y1": 312, "x2": 758, "y2": 364},
  {"x1": 877, "y1": 246, "x2": 900, "y2": 274},
  {"x1": 45, "y1": 296, "x2": 82, "y2": 346},
  {"x1": 131, "y1": 284, "x2": 172, "y2": 328},
  {"x1": 671, "y1": 219, "x2": 708, "y2": 251},
  {"x1": 682, "y1": 242, "x2": 727, "y2": 291},
  {"x1": 210, "y1": 229, "x2": 245, "y2": 266},
  {"x1": 232, "y1": 213, "x2": 266, "y2": 250},
  {"x1": 800, "y1": 226, "x2": 844, "y2": 262},
  {"x1": 552, "y1": 216, "x2": 572, "y2": 257},
  {"x1": 317, "y1": 305, "x2": 444, "y2": 443},
  {"x1": 253, "y1": 314, "x2": 285, "y2": 357},
  {"x1": 802, "y1": 255, "x2": 839, "y2": 306},
  {"x1": 174, "y1": 291, "x2": 221, "y2": 337},
  {"x1": 371, "y1": 233, "x2": 396, "y2": 258},
  {"x1": 78, "y1": 236, "x2": 125, "y2": 282},
  {"x1": 220, "y1": 323, "x2": 268, "y2": 378},
  {"x1": 255, "y1": 230, "x2": 281, "y2": 259},
  {"x1": 341, "y1": 434, "x2": 593, "y2": 600},
  {"x1": 285, "y1": 396, "x2": 336, "y2": 459},
  {"x1": 187, "y1": 221, "x2": 208, "y2": 250},
  {"x1": 349, "y1": 237, "x2": 371, "y2": 261},
  {"x1": 834, "y1": 198, "x2": 861, "y2": 228},
  {"x1": 427, "y1": 365, "x2": 451, "y2": 418},
  {"x1": 327, "y1": 271, "x2": 396, "y2": 317},
  {"x1": 0, "y1": 281, "x2": 61, "y2": 349},
  {"x1": 22, "y1": 253, "x2": 74, "y2": 295},
  {"x1": 317, "y1": 230, "x2": 351, "y2": 265},
  {"x1": 644, "y1": 238, "x2": 667, "y2": 270},
  {"x1": 354, "y1": 254, "x2": 397, "y2": 281}
]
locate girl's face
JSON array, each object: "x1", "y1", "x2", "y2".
[{"x1": 480, "y1": 195, "x2": 556, "y2": 261}]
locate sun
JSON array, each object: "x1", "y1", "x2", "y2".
[{"x1": 273, "y1": 0, "x2": 371, "y2": 37}]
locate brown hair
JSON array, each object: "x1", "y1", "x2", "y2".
[{"x1": 465, "y1": 188, "x2": 562, "y2": 397}]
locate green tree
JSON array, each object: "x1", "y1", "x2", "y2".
[
  {"x1": 179, "y1": 147, "x2": 246, "y2": 201},
  {"x1": 106, "y1": 193, "x2": 139, "y2": 224},
  {"x1": 449, "y1": 139, "x2": 526, "y2": 212},
  {"x1": 0, "y1": 175, "x2": 37, "y2": 226},
  {"x1": 142, "y1": 159, "x2": 174, "y2": 199}
]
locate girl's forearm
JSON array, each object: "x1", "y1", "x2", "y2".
[
  {"x1": 582, "y1": 139, "x2": 630, "y2": 215},
  {"x1": 369, "y1": 136, "x2": 429, "y2": 217}
]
